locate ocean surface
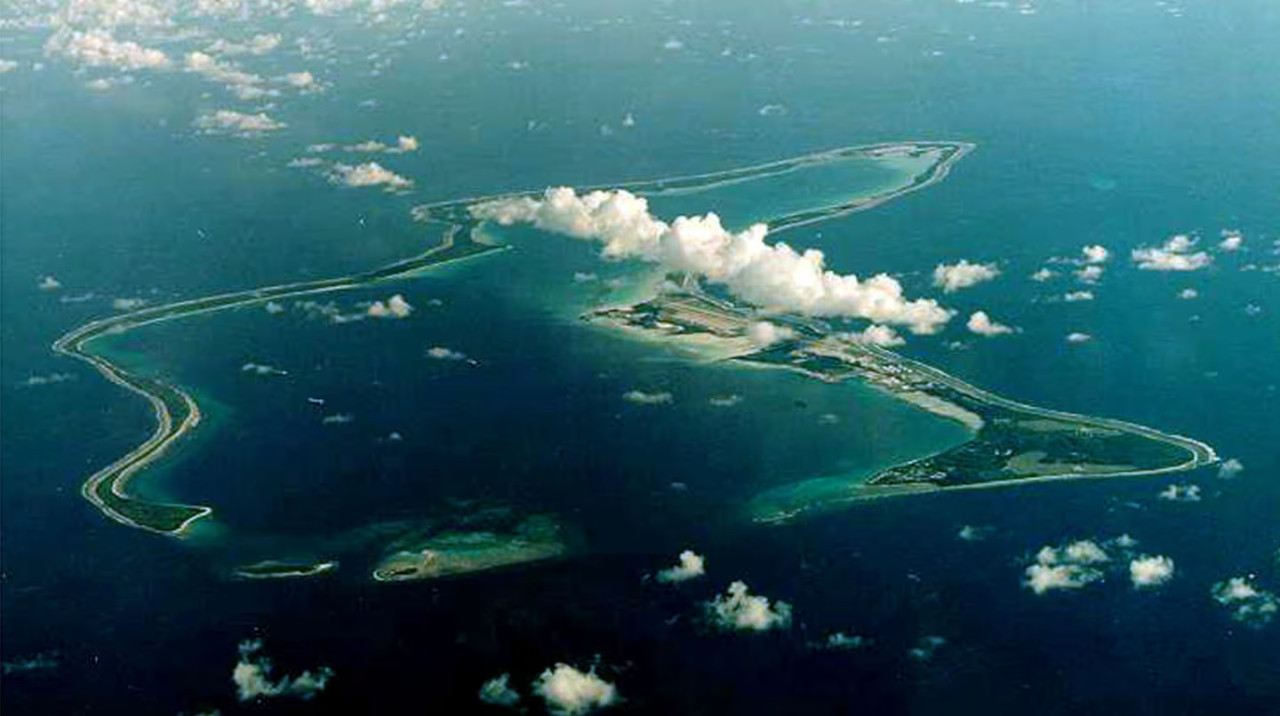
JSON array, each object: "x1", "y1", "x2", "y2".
[{"x1": 1, "y1": 1, "x2": 1277, "y2": 714}]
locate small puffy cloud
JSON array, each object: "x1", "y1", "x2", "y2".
[
  {"x1": 1066, "y1": 332, "x2": 1092, "y2": 344},
  {"x1": 1132, "y1": 235, "x2": 1213, "y2": 271},
  {"x1": 1129, "y1": 555, "x2": 1175, "y2": 589},
  {"x1": 207, "y1": 34, "x2": 282, "y2": 56},
  {"x1": 1211, "y1": 577, "x2": 1278, "y2": 627},
  {"x1": 86, "y1": 75, "x2": 135, "y2": 91},
  {"x1": 623, "y1": 389, "x2": 673, "y2": 405},
  {"x1": 841, "y1": 324, "x2": 905, "y2": 347},
  {"x1": 38, "y1": 275, "x2": 61, "y2": 291},
  {"x1": 367, "y1": 294, "x2": 413, "y2": 319},
  {"x1": 479, "y1": 673, "x2": 521, "y2": 708},
  {"x1": 288, "y1": 157, "x2": 324, "y2": 168},
  {"x1": 708, "y1": 394, "x2": 743, "y2": 407},
  {"x1": 966, "y1": 311, "x2": 1015, "y2": 337},
  {"x1": 1030, "y1": 268, "x2": 1057, "y2": 282},
  {"x1": 284, "y1": 71, "x2": 316, "y2": 88},
  {"x1": 656, "y1": 550, "x2": 705, "y2": 583},
  {"x1": 1074, "y1": 265, "x2": 1105, "y2": 284},
  {"x1": 20, "y1": 373, "x2": 76, "y2": 387},
  {"x1": 264, "y1": 301, "x2": 285, "y2": 314},
  {"x1": 1218, "y1": 458, "x2": 1244, "y2": 479},
  {"x1": 908, "y1": 635, "x2": 947, "y2": 662},
  {"x1": 1113, "y1": 534, "x2": 1140, "y2": 550},
  {"x1": 704, "y1": 581, "x2": 792, "y2": 631},
  {"x1": 233, "y1": 639, "x2": 332, "y2": 702},
  {"x1": 1158, "y1": 484, "x2": 1201, "y2": 502},
  {"x1": 327, "y1": 162, "x2": 413, "y2": 191},
  {"x1": 194, "y1": 110, "x2": 286, "y2": 137},
  {"x1": 222, "y1": 33, "x2": 275, "y2": 55},
  {"x1": 818, "y1": 632, "x2": 867, "y2": 651},
  {"x1": 241, "y1": 362, "x2": 287, "y2": 376},
  {"x1": 1081, "y1": 245, "x2": 1110, "y2": 264},
  {"x1": 1023, "y1": 540, "x2": 1110, "y2": 595},
  {"x1": 112, "y1": 297, "x2": 147, "y2": 311},
  {"x1": 426, "y1": 346, "x2": 468, "y2": 361},
  {"x1": 1218, "y1": 230, "x2": 1244, "y2": 252},
  {"x1": 347, "y1": 135, "x2": 419, "y2": 153},
  {"x1": 0, "y1": 59, "x2": 18, "y2": 74},
  {"x1": 957, "y1": 525, "x2": 993, "y2": 542},
  {"x1": 44, "y1": 29, "x2": 171, "y2": 71},
  {"x1": 321, "y1": 413, "x2": 353, "y2": 425},
  {"x1": 663, "y1": 38, "x2": 684, "y2": 50},
  {"x1": 184, "y1": 51, "x2": 272, "y2": 100},
  {"x1": 1063, "y1": 290, "x2": 1094, "y2": 302},
  {"x1": 933, "y1": 260, "x2": 1000, "y2": 293},
  {"x1": 472, "y1": 188, "x2": 953, "y2": 334},
  {"x1": 746, "y1": 321, "x2": 795, "y2": 347},
  {"x1": 1178, "y1": 288, "x2": 1199, "y2": 300},
  {"x1": 532, "y1": 664, "x2": 619, "y2": 715}
]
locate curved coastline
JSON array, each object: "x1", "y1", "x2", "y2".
[
  {"x1": 53, "y1": 230, "x2": 508, "y2": 535},
  {"x1": 55, "y1": 141, "x2": 970, "y2": 536},
  {"x1": 50, "y1": 139, "x2": 1207, "y2": 538}
]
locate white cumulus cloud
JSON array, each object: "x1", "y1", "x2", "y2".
[
  {"x1": 194, "y1": 109, "x2": 286, "y2": 137},
  {"x1": 479, "y1": 673, "x2": 521, "y2": 708},
  {"x1": 426, "y1": 346, "x2": 468, "y2": 361},
  {"x1": 746, "y1": 321, "x2": 795, "y2": 347},
  {"x1": 841, "y1": 324, "x2": 905, "y2": 347},
  {"x1": 1211, "y1": 577, "x2": 1278, "y2": 627},
  {"x1": 1075, "y1": 265, "x2": 1105, "y2": 284},
  {"x1": 1023, "y1": 540, "x2": 1110, "y2": 595},
  {"x1": 367, "y1": 294, "x2": 413, "y2": 319},
  {"x1": 44, "y1": 28, "x2": 170, "y2": 71},
  {"x1": 656, "y1": 550, "x2": 705, "y2": 583},
  {"x1": 1218, "y1": 230, "x2": 1244, "y2": 252},
  {"x1": 622, "y1": 389, "x2": 672, "y2": 405},
  {"x1": 704, "y1": 581, "x2": 792, "y2": 631},
  {"x1": 1132, "y1": 235, "x2": 1213, "y2": 271},
  {"x1": 184, "y1": 51, "x2": 272, "y2": 100},
  {"x1": 532, "y1": 664, "x2": 619, "y2": 715},
  {"x1": 233, "y1": 639, "x2": 332, "y2": 702},
  {"x1": 1129, "y1": 555, "x2": 1175, "y2": 588},
  {"x1": 1218, "y1": 457, "x2": 1244, "y2": 479},
  {"x1": 1081, "y1": 244, "x2": 1110, "y2": 264},
  {"x1": 328, "y1": 162, "x2": 412, "y2": 191},
  {"x1": 1158, "y1": 484, "x2": 1201, "y2": 502},
  {"x1": 471, "y1": 188, "x2": 953, "y2": 335},
  {"x1": 966, "y1": 311, "x2": 1015, "y2": 337},
  {"x1": 932, "y1": 259, "x2": 1000, "y2": 293}
]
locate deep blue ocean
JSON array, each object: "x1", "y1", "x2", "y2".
[{"x1": 2, "y1": 1, "x2": 1277, "y2": 714}]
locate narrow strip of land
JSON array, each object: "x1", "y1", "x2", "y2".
[{"x1": 53, "y1": 229, "x2": 506, "y2": 534}]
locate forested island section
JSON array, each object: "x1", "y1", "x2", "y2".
[{"x1": 586, "y1": 288, "x2": 1217, "y2": 524}]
